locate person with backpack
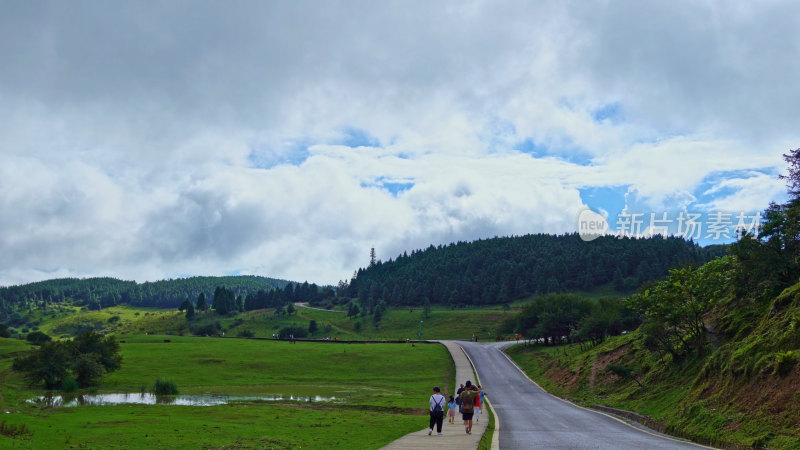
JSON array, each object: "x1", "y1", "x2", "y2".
[
  {"x1": 460, "y1": 380, "x2": 477, "y2": 435},
  {"x1": 428, "y1": 386, "x2": 446, "y2": 436}
]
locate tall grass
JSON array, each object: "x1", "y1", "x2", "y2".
[{"x1": 153, "y1": 378, "x2": 179, "y2": 396}]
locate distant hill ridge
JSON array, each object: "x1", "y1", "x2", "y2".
[
  {"x1": 0, "y1": 275, "x2": 290, "y2": 311},
  {"x1": 348, "y1": 233, "x2": 726, "y2": 307}
]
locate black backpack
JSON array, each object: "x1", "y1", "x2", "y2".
[{"x1": 432, "y1": 396, "x2": 444, "y2": 414}]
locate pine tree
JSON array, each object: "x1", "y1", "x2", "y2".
[{"x1": 196, "y1": 293, "x2": 208, "y2": 311}]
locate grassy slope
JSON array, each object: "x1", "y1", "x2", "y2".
[
  {"x1": 24, "y1": 303, "x2": 513, "y2": 341},
  {"x1": 295, "y1": 306, "x2": 511, "y2": 341},
  {"x1": 507, "y1": 281, "x2": 800, "y2": 449},
  {"x1": 0, "y1": 335, "x2": 454, "y2": 448}
]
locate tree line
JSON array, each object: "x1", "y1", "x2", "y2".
[
  {"x1": 346, "y1": 233, "x2": 725, "y2": 313},
  {"x1": 175, "y1": 281, "x2": 339, "y2": 320},
  {"x1": 0, "y1": 275, "x2": 291, "y2": 319}
]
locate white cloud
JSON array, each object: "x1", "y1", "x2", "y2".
[
  {"x1": 699, "y1": 172, "x2": 787, "y2": 213},
  {"x1": 0, "y1": 1, "x2": 797, "y2": 285}
]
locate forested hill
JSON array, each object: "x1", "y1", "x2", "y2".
[
  {"x1": 0, "y1": 275, "x2": 290, "y2": 311},
  {"x1": 348, "y1": 233, "x2": 726, "y2": 307}
]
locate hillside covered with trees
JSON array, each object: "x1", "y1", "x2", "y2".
[
  {"x1": 0, "y1": 275, "x2": 290, "y2": 317},
  {"x1": 347, "y1": 234, "x2": 725, "y2": 311}
]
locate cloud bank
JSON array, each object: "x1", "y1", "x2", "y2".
[{"x1": 0, "y1": 1, "x2": 797, "y2": 285}]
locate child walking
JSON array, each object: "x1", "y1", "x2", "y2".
[
  {"x1": 474, "y1": 385, "x2": 482, "y2": 422},
  {"x1": 447, "y1": 395, "x2": 457, "y2": 423}
]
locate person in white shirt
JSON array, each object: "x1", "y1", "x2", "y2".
[{"x1": 428, "y1": 386, "x2": 446, "y2": 436}]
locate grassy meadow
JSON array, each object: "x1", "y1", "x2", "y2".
[
  {"x1": 0, "y1": 300, "x2": 514, "y2": 447},
  {"x1": 0, "y1": 335, "x2": 455, "y2": 448},
  {"x1": 20, "y1": 302, "x2": 514, "y2": 342},
  {"x1": 292, "y1": 306, "x2": 511, "y2": 341}
]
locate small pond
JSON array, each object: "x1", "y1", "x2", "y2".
[{"x1": 29, "y1": 393, "x2": 339, "y2": 408}]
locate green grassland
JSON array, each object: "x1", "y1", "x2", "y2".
[
  {"x1": 0, "y1": 335, "x2": 455, "y2": 448},
  {"x1": 36, "y1": 305, "x2": 165, "y2": 337},
  {"x1": 18, "y1": 303, "x2": 513, "y2": 342},
  {"x1": 294, "y1": 306, "x2": 510, "y2": 341},
  {"x1": 506, "y1": 280, "x2": 800, "y2": 450},
  {"x1": 0, "y1": 301, "x2": 508, "y2": 447}
]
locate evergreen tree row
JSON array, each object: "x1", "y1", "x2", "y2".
[
  {"x1": 347, "y1": 234, "x2": 726, "y2": 309},
  {"x1": 0, "y1": 275, "x2": 291, "y2": 317}
]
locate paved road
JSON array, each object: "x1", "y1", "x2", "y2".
[
  {"x1": 294, "y1": 302, "x2": 345, "y2": 313},
  {"x1": 460, "y1": 341, "x2": 705, "y2": 449}
]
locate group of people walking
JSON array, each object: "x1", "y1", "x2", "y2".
[{"x1": 428, "y1": 380, "x2": 485, "y2": 436}]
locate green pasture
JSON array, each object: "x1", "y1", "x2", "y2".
[
  {"x1": 295, "y1": 306, "x2": 510, "y2": 341},
  {"x1": 0, "y1": 336, "x2": 455, "y2": 448}
]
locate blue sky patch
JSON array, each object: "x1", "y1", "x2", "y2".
[
  {"x1": 592, "y1": 102, "x2": 623, "y2": 123},
  {"x1": 515, "y1": 138, "x2": 595, "y2": 165},
  {"x1": 360, "y1": 176, "x2": 415, "y2": 196},
  {"x1": 247, "y1": 140, "x2": 312, "y2": 169},
  {"x1": 336, "y1": 128, "x2": 380, "y2": 148},
  {"x1": 579, "y1": 185, "x2": 629, "y2": 229}
]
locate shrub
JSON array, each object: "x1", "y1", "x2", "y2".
[
  {"x1": 153, "y1": 378, "x2": 179, "y2": 396},
  {"x1": 354, "y1": 321, "x2": 362, "y2": 332},
  {"x1": 608, "y1": 364, "x2": 632, "y2": 378},
  {"x1": 107, "y1": 316, "x2": 121, "y2": 324},
  {"x1": 26, "y1": 331, "x2": 52, "y2": 345},
  {"x1": 0, "y1": 421, "x2": 32, "y2": 439},
  {"x1": 190, "y1": 321, "x2": 221, "y2": 336},
  {"x1": 238, "y1": 329, "x2": 254, "y2": 338},
  {"x1": 0, "y1": 323, "x2": 10, "y2": 338},
  {"x1": 774, "y1": 351, "x2": 797, "y2": 376},
  {"x1": 278, "y1": 326, "x2": 307, "y2": 339},
  {"x1": 61, "y1": 376, "x2": 79, "y2": 393}
]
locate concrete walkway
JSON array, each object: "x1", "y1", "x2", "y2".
[{"x1": 381, "y1": 340, "x2": 491, "y2": 450}]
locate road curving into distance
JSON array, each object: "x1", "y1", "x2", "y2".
[{"x1": 459, "y1": 341, "x2": 709, "y2": 449}]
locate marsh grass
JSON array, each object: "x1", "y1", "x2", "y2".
[{"x1": 153, "y1": 378, "x2": 179, "y2": 395}]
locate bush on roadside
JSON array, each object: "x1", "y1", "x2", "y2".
[
  {"x1": 278, "y1": 325, "x2": 307, "y2": 339},
  {"x1": 238, "y1": 329, "x2": 254, "y2": 338},
  {"x1": 190, "y1": 321, "x2": 221, "y2": 336}
]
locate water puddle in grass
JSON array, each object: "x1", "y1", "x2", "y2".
[{"x1": 29, "y1": 393, "x2": 339, "y2": 408}]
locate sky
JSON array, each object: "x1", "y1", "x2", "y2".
[{"x1": 1, "y1": 0, "x2": 798, "y2": 286}]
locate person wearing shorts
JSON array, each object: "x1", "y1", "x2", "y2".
[{"x1": 460, "y1": 380, "x2": 477, "y2": 434}]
